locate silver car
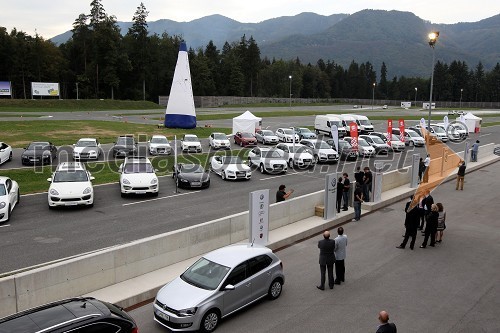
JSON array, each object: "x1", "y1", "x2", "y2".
[{"x1": 154, "y1": 244, "x2": 285, "y2": 332}]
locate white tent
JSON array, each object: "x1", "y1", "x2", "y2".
[
  {"x1": 232, "y1": 111, "x2": 262, "y2": 134},
  {"x1": 457, "y1": 112, "x2": 482, "y2": 133}
]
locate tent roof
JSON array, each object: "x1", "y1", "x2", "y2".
[
  {"x1": 234, "y1": 110, "x2": 262, "y2": 121},
  {"x1": 462, "y1": 112, "x2": 482, "y2": 120}
]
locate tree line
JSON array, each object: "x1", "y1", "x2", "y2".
[{"x1": 1, "y1": 0, "x2": 499, "y2": 103}]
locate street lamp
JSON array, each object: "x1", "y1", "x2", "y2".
[
  {"x1": 414, "y1": 87, "x2": 418, "y2": 107},
  {"x1": 289, "y1": 75, "x2": 292, "y2": 110},
  {"x1": 372, "y1": 82, "x2": 375, "y2": 111},
  {"x1": 427, "y1": 31, "x2": 439, "y2": 141},
  {"x1": 460, "y1": 88, "x2": 463, "y2": 109}
]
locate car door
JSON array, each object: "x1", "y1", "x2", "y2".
[
  {"x1": 0, "y1": 143, "x2": 7, "y2": 163},
  {"x1": 276, "y1": 129, "x2": 284, "y2": 141},
  {"x1": 222, "y1": 261, "x2": 252, "y2": 315},
  {"x1": 249, "y1": 148, "x2": 260, "y2": 166},
  {"x1": 247, "y1": 255, "x2": 274, "y2": 300}
]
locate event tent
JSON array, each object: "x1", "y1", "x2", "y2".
[
  {"x1": 457, "y1": 112, "x2": 482, "y2": 133},
  {"x1": 232, "y1": 111, "x2": 262, "y2": 134}
]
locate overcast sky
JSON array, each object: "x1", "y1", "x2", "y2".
[{"x1": 2, "y1": 0, "x2": 499, "y2": 38}]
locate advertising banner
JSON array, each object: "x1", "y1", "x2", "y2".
[
  {"x1": 387, "y1": 119, "x2": 393, "y2": 146},
  {"x1": 443, "y1": 116, "x2": 449, "y2": 130},
  {"x1": 398, "y1": 119, "x2": 405, "y2": 142},
  {"x1": 330, "y1": 124, "x2": 339, "y2": 151},
  {"x1": 31, "y1": 82, "x2": 60, "y2": 97},
  {"x1": 324, "y1": 173, "x2": 338, "y2": 220},
  {"x1": 249, "y1": 189, "x2": 269, "y2": 245},
  {"x1": 0, "y1": 81, "x2": 11, "y2": 96},
  {"x1": 401, "y1": 101, "x2": 411, "y2": 108},
  {"x1": 411, "y1": 154, "x2": 420, "y2": 188},
  {"x1": 372, "y1": 164, "x2": 383, "y2": 203},
  {"x1": 349, "y1": 122, "x2": 359, "y2": 151}
]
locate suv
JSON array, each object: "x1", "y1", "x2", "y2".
[
  {"x1": 119, "y1": 157, "x2": 159, "y2": 197},
  {"x1": 47, "y1": 162, "x2": 95, "y2": 209},
  {"x1": 359, "y1": 135, "x2": 392, "y2": 155},
  {"x1": 247, "y1": 147, "x2": 288, "y2": 174},
  {"x1": 300, "y1": 139, "x2": 339, "y2": 163},
  {"x1": 0, "y1": 297, "x2": 138, "y2": 333},
  {"x1": 112, "y1": 135, "x2": 137, "y2": 158}
]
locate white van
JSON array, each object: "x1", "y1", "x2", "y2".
[
  {"x1": 351, "y1": 114, "x2": 374, "y2": 134},
  {"x1": 340, "y1": 114, "x2": 357, "y2": 134},
  {"x1": 314, "y1": 115, "x2": 347, "y2": 137}
]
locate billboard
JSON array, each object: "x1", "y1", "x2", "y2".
[
  {"x1": 401, "y1": 102, "x2": 411, "y2": 108},
  {"x1": 31, "y1": 82, "x2": 60, "y2": 97},
  {"x1": 0, "y1": 81, "x2": 11, "y2": 96},
  {"x1": 422, "y1": 102, "x2": 436, "y2": 109}
]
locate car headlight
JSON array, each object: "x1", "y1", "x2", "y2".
[
  {"x1": 177, "y1": 307, "x2": 198, "y2": 317},
  {"x1": 151, "y1": 178, "x2": 158, "y2": 185},
  {"x1": 49, "y1": 189, "x2": 59, "y2": 195},
  {"x1": 227, "y1": 170, "x2": 235, "y2": 174},
  {"x1": 180, "y1": 178, "x2": 188, "y2": 182},
  {"x1": 319, "y1": 152, "x2": 326, "y2": 156},
  {"x1": 73, "y1": 152, "x2": 79, "y2": 156},
  {"x1": 122, "y1": 178, "x2": 130, "y2": 185},
  {"x1": 43, "y1": 152, "x2": 51, "y2": 156},
  {"x1": 0, "y1": 202, "x2": 6, "y2": 209},
  {"x1": 83, "y1": 187, "x2": 92, "y2": 194}
]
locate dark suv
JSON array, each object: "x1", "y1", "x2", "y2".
[
  {"x1": 0, "y1": 297, "x2": 138, "y2": 333},
  {"x1": 112, "y1": 135, "x2": 137, "y2": 158}
]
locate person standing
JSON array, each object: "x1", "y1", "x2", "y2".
[
  {"x1": 342, "y1": 173, "x2": 350, "y2": 211},
  {"x1": 420, "y1": 204, "x2": 439, "y2": 248},
  {"x1": 317, "y1": 230, "x2": 336, "y2": 290},
  {"x1": 397, "y1": 202, "x2": 420, "y2": 250},
  {"x1": 456, "y1": 160, "x2": 466, "y2": 190},
  {"x1": 422, "y1": 154, "x2": 430, "y2": 183},
  {"x1": 334, "y1": 227, "x2": 347, "y2": 285},
  {"x1": 363, "y1": 167, "x2": 373, "y2": 202},
  {"x1": 376, "y1": 311, "x2": 397, "y2": 333},
  {"x1": 471, "y1": 140, "x2": 480, "y2": 162},
  {"x1": 435, "y1": 202, "x2": 446, "y2": 243},
  {"x1": 352, "y1": 183, "x2": 364, "y2": 221},
  {"x1": 418, "y1": 158, "x2": 425, "y2": 182},
  {"x1": 420, "y1": 190, "x2": 434, "y2": 232},
  {"x1": 276, "y1": 184, "x2": 293, "y2": 203},
  {"x1": 355, "y1": 166, "x2": 364, "y2": 185},
  {"x1": 336, "y1": 177, "x2": 344, "y2": 213}
]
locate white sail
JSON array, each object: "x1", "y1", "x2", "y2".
[{"x1": 165, "y1": 41, "x2": 196, "y2": 129}]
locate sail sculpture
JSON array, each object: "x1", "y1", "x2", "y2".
[{"x1": 164, "y1": 41, "x2": 196, "y2": 129}]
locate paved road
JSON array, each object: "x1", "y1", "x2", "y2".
[{"x1": 129, "y1": 161, "x2": 500, "y2": 333}]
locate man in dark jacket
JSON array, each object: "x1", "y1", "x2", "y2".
[
  {"x1": 376, "y1": 311, "x2": 397, "y2": 333},
  {"x1": 419, "y1": 190, "x2": 434, "y2": 231},
  {"x1": 456, "y1": 160, "x2": 466, "y2": 190},
  {"x1": 317, "y1": 230, "x2": 336, "y2": 290},
  {"x1": 397, "y1": 203, "x2": 420, "y2": 250}
]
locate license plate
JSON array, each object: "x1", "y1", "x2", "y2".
[
  {"x1": 66, "y1": 203, "x2": 78, "y2": 206},
  {"x1": 156, "y1": 310, "x2": 169, "y2": 321},
  {"x1": 191, "y1": 182, "x2": 201, "y2": 186},
  {"x1": 136, "y1": 191, "x2": 146, "y2": 194}
]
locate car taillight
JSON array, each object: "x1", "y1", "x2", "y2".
[{"x1": 131, "y1": 328, "x2": 139, "y2": 333}]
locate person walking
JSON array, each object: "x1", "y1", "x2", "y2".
[
  {"x1": 317, "y1": 230, "x2": 336, "y2": 290},
  {"x1": 456, "y1": 160, "x2": 466, "y2": 190},
  {"x1": 435, "y1": 202, "x2": 446, "y2": 243},
  {"x1": 336, "y1": 177, "x2": 344, "y2": 213},
  {"x1": 352, "y1": 183, "x2": 364, "y2": 221},
  {"x1": 363, "y1": 166, "x2": 373, "y2": 202},
  {"x1": 420, "y1": 204, "x2": 439, "y2": 248},
  {"x1": 471, "y1": 140, "x2": 480, "y2": 162},
  {"x1": 376, "y1": 311, "x2": 397, "y2": 333},
  {"x1": 342, "y1": 173, "x2": 350, "y2": 211},
  {"x1": 334, "y1": 227, "x2": 347, "y2": 284},
  {"x1": 422, "y1": 154, "x2": 430, "y2": 183},
  {"x1": 397, "y1": 200, "x2": 420, "y2": 250},
  {"x1": 276, "y1": 184, "x2": 293, "y2": 203}
]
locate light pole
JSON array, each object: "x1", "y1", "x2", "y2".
[
  {"x1": 372, "y1": 82, "x2": 375, "y2": 110},
  {"x1": 289, "y1": 75, "x2": 292, "y2": 110},
  {"x1": 427, "y1": 31, "x2": 439, "y2": 141},
  {"x1": 460, "y1": 88, "x2": 463, "y2": 109},
  {"x1": 414, "y1": 87, "x2": 418, "y2": 107}
]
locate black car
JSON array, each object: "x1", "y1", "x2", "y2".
[
  {"x1": 21, "y1": 141, "x2": 57, "y2": 165},
  {"x1": 0, "y1": 297, "x2": 138, "y2": 333},
  {"x1": 173, "y1": 163, "x2": 210, "y2": 189},
  {"x1": 112, "y1": 135, "x2": 137, "y2": 158},
  {"x1": 325, "y1": 139, "x2": 358, "y2": 160}
]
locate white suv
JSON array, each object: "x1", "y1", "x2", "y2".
[
  {"x1": 299, "y1": 139, "x2": 339, "y2": 163},
  {"x1": 48, "y1": 162, "x2": 95, "y2": 208},
  {"x1": 148, "y1": 135, "x2": 172, "y2": 155},
  {"x1": 119, "y1": 157, "x2": 159, "y2": 197},
  {"x1": 276, "y1": 143, "x2": 315, "y2": 168},
  {"x1": 247, "y1": 147, "x2": 288, "y2": 174},
  {"x1": 181, "y1": 134, "x2": 202, "y2": 153},
  {"x1": 209, "y1": 132, "x2": 231, "y2": 149}
]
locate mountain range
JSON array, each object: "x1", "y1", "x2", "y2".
[{"x1": 50, "y1": 9, "x2": 500, "y2": 78}]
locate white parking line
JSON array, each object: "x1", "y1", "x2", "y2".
[
  {"x1": 0, "y1": 224, "x2": 11, "y2": 228},
  {"x1": 122, "y1": 191, "x2": 200, "y2": 206},
  {"x1": 259, "y1": 172, "x2": 301, "y2": 180},
  {"x1": 479, "y1": 133, "x2": 491, "y2": 137}
]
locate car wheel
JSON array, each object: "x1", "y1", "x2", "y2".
[
  {"x1": 221, "y1": 170, "x2": 226, "y2": 180},
  {"x1": 120, "y1": 192, "x2": 126, "y2": 198},
  {"x1": 288, "y1": 159, "x2": 294, "y2": 168},
  {"x1": 200, "y1": 309, "x2": 220, "y2": 333},
  {"x1": 315, "y1": 129, "x2": 319, "y2": 135},
  {"x1": 153, "y1": 192, "x2": 159, "y2": 197},
  {"x1": 5, "y1": 205, "x2": 10, "y2": 222},
  {"x1": 48, "y1": 204, "x2": 54, "y2": 210},
  {"x1": 268, "y1": 278, "x2": 283, "y2": 300},
  {"x1": 259, "y1": 164, "x2": 265, "y2": 173},
  {"x1": 314, "y1": 155, "x2": 319, "y2": 164},
  {"x1": 8, "y1": 152, "x2": 12, "y2": 162},
  {"x1": 410, "y1": 141, "x2": 414, "y2": 147},
  {"x1": 17, "y1": 189, "x2": 20, "y2": 204}
]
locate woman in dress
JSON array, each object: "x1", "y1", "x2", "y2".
[{"x1": 435, "y1": 202, "x2": 446, "y2": 243}]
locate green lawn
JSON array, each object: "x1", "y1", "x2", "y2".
[{"x1": 0, "y1": 99, "x2": 162, "y2": 112}]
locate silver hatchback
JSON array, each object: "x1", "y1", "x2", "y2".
[{"x1": 154, "y1": 244, "x2": 285, "y2": 332}]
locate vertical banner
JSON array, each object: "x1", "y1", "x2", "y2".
[
  {"x1": 349, "y1": 122, "x2": 359, "y2": 151},
  {"x1": 398, "y1": 119, "x2": 405, "y2": 143},
  {"x1": 410, "y1": 154, "x2": 420, "y2": 188},
  {"x1": 249, "y1": 189, "x2": 270, "y2": 245},
  {"x1": 463, "y1": 141, "x2": 470, "y2": 163},
  {"x1": 372, "y1": 164, "x2": 383, "y2": 203},
  {"x1": 387, "y1": 119, "x2": 393, "y2": 146},
  {"x1": 330, "y1": 124, "x2": 339, "y2": 151},
  {"x1": 0, "y1": 81, "x2": 12, "y2": 96},
  {"x1": 443, "y1": 116, "x2": 449, "y2": 129},
  {"x1": 324, "y1": 173, "x2": 338, "y2": 220}
]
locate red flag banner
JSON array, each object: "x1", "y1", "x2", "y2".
[
  {"x1": 398, "y1": 119, "x2": 405, "y2": 143},
  {"x1": 349, "y1": 122, "x2": 359, "y2": 151},
  {"x1": 387, "y1": 119, "x2": 393, "y2": 146}
]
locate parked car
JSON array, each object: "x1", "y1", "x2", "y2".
[
  {"x1": 408, "y1": 127, "x2": 438, "y2": 145},
  {"x1": 434, "y1": 122, "x2": 468, "y2": 140},
  {"x1": 368, "y1": 131, "x2": 405, "y2": 152},
  {"x1": 393, "y1": 129, "x2": 425, "y2": 147},
  {"x1": 0, "y1": 142, "x2": 13, "y2": 165},
  {"x1": 413, "y1": 124, "x2": 448, "y2": 142},
  {"x1": 292, "y1": 127, "x2": 317, "y2": 140},
  {"x1": 299, "y1": 139, "x2": 339, "y2": 163},
  {"x1": 0, "y1": 176, "x2": 19, "y2": 223},
  {"x1": 181, "y1": 134, "x2": 202, "y2": 153},
  {"x1": 233, "y1": 132, "x2": 257, "y2": 147},
  {"x1": 359, "y1": 135, "x2": 392, "y2": 154},
  {"x1": 112, "y1": 135, "x2": 137, "y2": 158},
  {"x1": 47, "y1": 162, "x2": 95, "y2": 209},
  {"x1": 343, "y1": 137, "x2": 376, "y2": 157},
  {"x1": 148, "y1": 135, "x2": 172, "y2": 155},
  {"x1": 247, "y1": 147, "x2": 288, "y2": 174},
  {"x1": 255, "y1": 129, "x2": 279, "y2": 145},
  {"x1": 210, "y1": 155, "x2": 252, "y2": 180},
  {"x1": 325, "y1": 139, "x2": 358, "y2": 160},
  {"x1": 275, "y1": 128, "x2": 299, "y2": 143},
  {"x1": 0, "y1": 297, "x2": 138, "y2": 333},
  {"x1": 276, "y1": 143, "x2": 315, "y2": 168},
  {"x1": 382, "y1": 105, "x2": 388, "y2": 109},
  {"x1": 154, "y1": 243, "x2": 284, "y2": 332},
  {"x1": 21, "y1": 141, "x2": 57, "y2": 165},
  {"x1": 119, "y1": 157, "x2": 159, "y2": 197},
  {"x1": 209, "y1": 132, "x2": 231, "y2": 150},
  {"x1": 72, "y1": 137, "x2": 101, "y2": 160},
  {"x1": 173, "y1": 163, "x2": 210, "y2": 189}
]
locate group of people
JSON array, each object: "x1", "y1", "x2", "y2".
[
  {"x1": 397, "y1": 190, "x2": 447, "y2": 250},
  {"x1": 336, "y1": 166, "x2": 373, "y2": 221}
]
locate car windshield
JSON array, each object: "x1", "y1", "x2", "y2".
[
  {"x1": 53, "y1": 170, "x2": 89, "y2": 182},
  {"x1": 281, "y1": 129, "x2": 294, "y2": 135},
  {"x1": 432, "y1": 126, "x2": 445, "y2": 134},
  {"x1": 330, "y1": 121, "x2": 342, "y2": 127},
  {"x1": 371, "y1": 137, "x2": 385, "y2": 144},
  {"x1": 262, "y1": 150, "x2": 283, "y2": 158},
  {"x1": 124, "y1": 163, "x2": 154, "y2": 174},
  {"x1": 339, "y1": 141, "x2": 351, "y2": 149},
  {"x1": 289, "y1": 145, "x2": 306, "y2": 153},
  {"x1": 241, "y1": 133, "x2": 254, "y2": 138},
  {"x1": 180, "y1": 164, "x2": 204, "y2": 173},
  {"x1": 0, "y1": 185, "x2": 6, "y2": 196},
  {"x1": 261, "y1": 130, "x2": 274, "y2": 136},
  {"x1": 184, "y1": 136, "x2": 199, "y2": 142},
  {"x1": 27, "y1": 143, "x2": 49, "y2": 150},
  {"x1": 358, "y1": 139, "x2": 370, "y2": 147},
  {"x1": 359, "y1": 119, "x2": 371, "y2": 125},
  {"x1": 299, "y1": 128, "x2": 312, "y2": 133},
  {"x1": 76, "y1": 140, "x2": 97, "y2": 147},
  {"x1": 316, "y1": 141, "x2": 331, "y2": 149},
  {"x1": 181, "y1": 257, "x2": 230, "y2": 290},
  {"x1": 224, "y1": 156, "x2": 243, "y2": 164},
  {"x1": 151, "y1": 137, "x2": 168, "y2": 144},
  {"x1": 117, "y1": 137, "x2": 134, "y2": 145},
  {"x1": 213, "y1": 134, "x2": 227, "y2": 140},
  {"x1": 407, "y1": 131, "x2": 420, "y2": 138}
]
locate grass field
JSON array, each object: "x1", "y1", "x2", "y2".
[{"x1": 0, "y1": 99, "x2": 162, "y2": 112}]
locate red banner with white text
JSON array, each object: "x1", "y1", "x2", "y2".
[
  {"x1": 387, "y1": 119, "x2": 393, "y2": 146},
  {"x1": 398, "y1": 119, "x2": 405, "y2": 143},
  {"x1": 349, "y1": 122, "x2": 359, "y2": 151}
]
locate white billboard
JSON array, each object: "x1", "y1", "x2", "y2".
[
  {"x1": 0, "y1": 81, "x2": 11, "y2": 96},
  {"x1": 423, "y1": 102, "x2": 436, "y2": 109},
  {"x1": 249, "y1": 189, "x2": 270, "y2": 246},
  {"x1": 31, "y1": 82, "x2": 60, "y2": 97},
  {"x1": 401, "y1": 101, "x2": 411, "y2": 108}
]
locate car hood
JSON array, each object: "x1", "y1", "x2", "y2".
[
  {"x1": 50, "y1": 181, "x2": 92, "y2": 194},
  {"x1": 183, "y1": 141, "x2": 201, "y2": 146},
  {"x1": 301, "y1": 133, "x2": 316, "y2": 138},
  {"x1": 296, "y1": 152, "x2": 314, "y2": 159},
  {"x1": 122, "y1": 173, "x2": 157, "y2": 185},
  {"x1": 179, "y1": 172, "x2": 209, "y2": 182},
  {"x1": 213, "y1": 139, "x2": 230, "y2": 144},
  {"x1": 113, "y1": 145, "x2": 135, "y2": 150},
  {"x1": 225, "y1": 163, "x2": 251, "y2": 172},
  {"x1": 263, "y1": 158, "x2": 287, "y2": 165},
  {"x1": 150, "y1": 143, "x2": 171, "y2": 148},
  {"x1": 317, "y1": 148, "x2": 337, "y2": 155},
  {"x1": 157, "y1": 277, "x2": 215, "y2": 310},
  {"x1": 359, "y1": 146, "x2": 375, "y2": 152},
  {"x1": 263, "y1": 135, "x2": 279, "y2": 140},
  {"x1": 74, "y1": 146, "x2": 99, "y2": 154},
  {"x1": 22, "y1": 150, "x2": 50, "y2": 157}
]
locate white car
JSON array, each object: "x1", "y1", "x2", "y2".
[
  {"x1": 344, "y1": 137, "x2": 376, "y2": 157},
  {"x1": 72, "y1": 138, "x2": 101, "y2": 160},
  {"x1": 276, "y1": 143, "x2": 315, "y2": 168},
  {"x1": 255, "y1": 129, "x2": 279, "y2": 145},
  {"x1": 414, "y1": 124, "x2": 448, "y2": 142},
  {"x1": 247, "y1": 147, "x2": 288, "y2": 174},
  {"x1": 383, "y1": 134, "x2": 406, "y2": 152},
  {"x1": 0, "y1": 142, "x2": 13, "y2": 165},
  {"x1": 210, "y1": 155, "x2": 252, "y2": 180},
  {"x1": 275, "y1": 128, "x2": 299, "y2": 143},
  {"x1": 0, "y1": 176, "x2": 19, "y2": 223},
  {"x1": 299, "y1": 139, "x2": 339, "y2": 163},
  {"x1": 434, "y1": 123, "x2": 468, "y2": 140},
  {"x1": 404, "y1": 129, "x2": 426, "y2": 147},
  {"x1": 181, "y1": 134, "x2": 202, "y2": 153},
  {"x1": 47, "y1": 162, "x2": 94, "y2": 209},
  {"x1": 148, "y1": 135, "x2": 172, "y2": 155},
  {"x1": 209, "y1": 132, "x2": 231, "y2": 150},
  {"x1": 359, "y1": 135, "x2": 392, "y2": 155},
  {"x1": 119, "y1": 157, "x2": 159, "y2": 197}
]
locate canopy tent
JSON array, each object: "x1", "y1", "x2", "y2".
[
  {"x1": 232, "y1": 111, "x2": 262, "y2": 134},
  {"x1": 457, "y1": 112, "x2": 482, "y2": 133}
]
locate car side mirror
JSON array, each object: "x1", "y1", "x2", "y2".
[
  {"x1": 224, "y1": 284, "x2": 235, "y2": 291},
  {"x1": 72, "y1": 144, "x2": 76, "y2": 146},
  {"x1": 47, "y1": 178, "x2": 52, "y2": 182},
  {"x1": 155, "y1": 169, "x2": 158, "y2": 172},
  {"x1": 90, "y1": 176, "x2": 95, "y2": 181}
]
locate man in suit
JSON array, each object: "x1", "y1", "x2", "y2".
[
  {"x1": 317, "y1": 230, "x2": 336, "y2": 290},
  {"x1": 419, "y1": 190, "x2": 434, "y2": 231},
  {"x1": 376, "y1": 310, "x2": 397, "y2": 333},
  {"x1": 397, "y1": 203, "x2": 420, "y2": 250}
]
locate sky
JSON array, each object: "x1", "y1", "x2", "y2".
[{"x1": 2, "y1": 0, "x2": 499, "y2": 39}]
